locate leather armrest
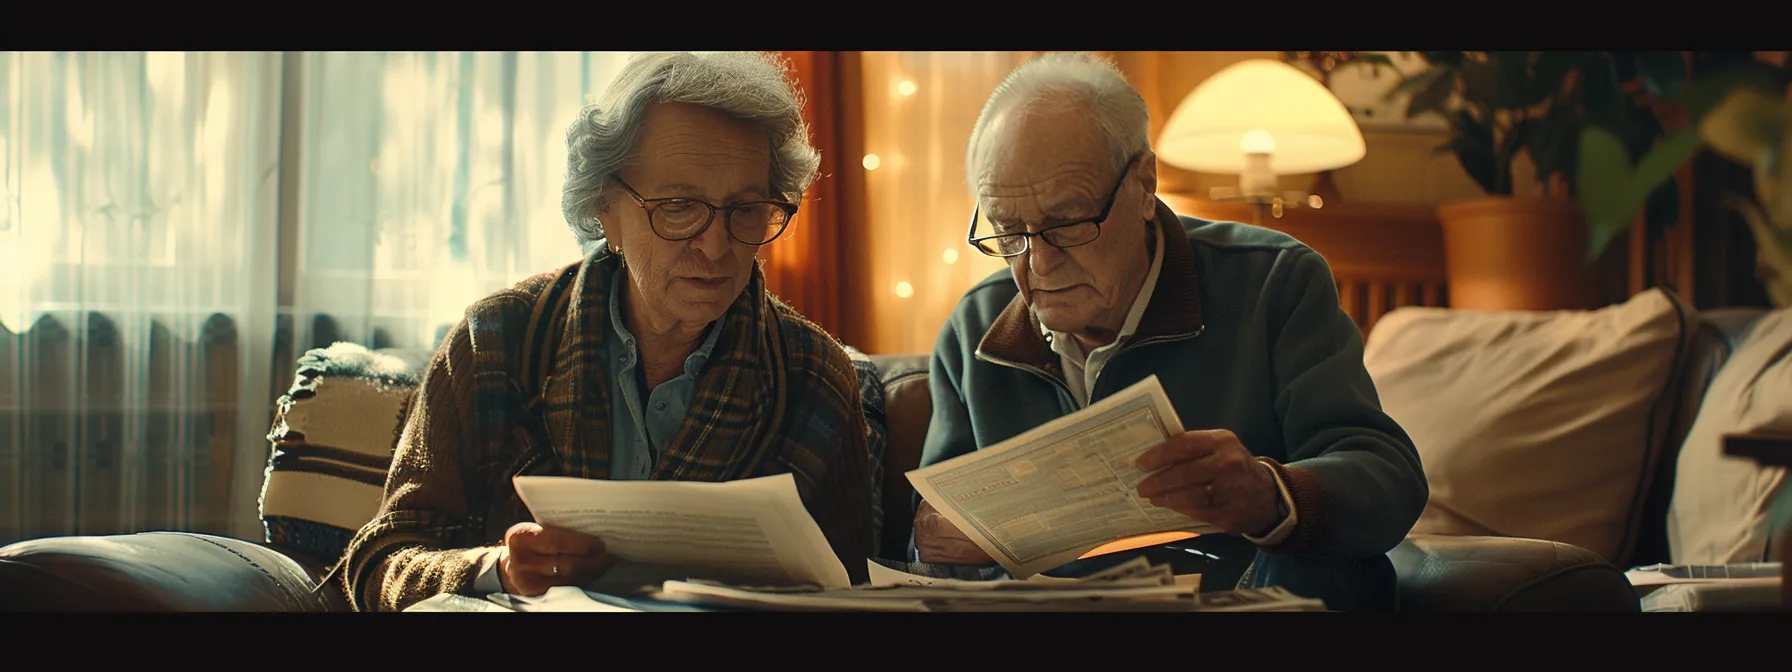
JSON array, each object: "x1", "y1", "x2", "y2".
[
  {"x1": 1388, "y1": 534, "x2": 1639, "y2": 612},
  {"x1": 0, "y1": 532, "x2": 349, "y2": 612}
]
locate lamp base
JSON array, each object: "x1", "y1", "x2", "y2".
[{"x1": 1207, "y1": 185, "x2": 1320, "y2": 224}]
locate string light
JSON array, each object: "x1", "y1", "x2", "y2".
[
  {"x1": 942, "y1": 248, "x2": 958, "y2": 265},
  {"x1": 862, "y1": 154, "x2": 881, "y2": 171},
  {"x1": 894, "y1": 281, "x2": 914, "y2": 298},
  {"x1": 897, "y1": 80, "x2": 917, "y2": 96}
]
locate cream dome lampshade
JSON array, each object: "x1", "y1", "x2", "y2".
[{"x1": 1157, "y1": 58, "x2": 1366, "y2": 218}]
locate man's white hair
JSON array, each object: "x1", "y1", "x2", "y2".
[{"x1": 963, "y1": 52, "x2": 1152, "y2": 198}]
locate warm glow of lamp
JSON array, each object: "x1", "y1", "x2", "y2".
[{"x1": 1157, "y1": 59, "x2": 1365, "y2": 209}]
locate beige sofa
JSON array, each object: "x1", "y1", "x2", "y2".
[{"x1": 2, "y1": 292, "x2": 1785, "y2": 611}]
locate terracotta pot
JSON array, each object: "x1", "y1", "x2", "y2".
[{"x1": 1436, "y1": 196, "x2": 1596, "y2": 311}]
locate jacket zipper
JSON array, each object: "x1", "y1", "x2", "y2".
[{"x1": 976, "y1": 325, "x2": 1205, "y2": 409}]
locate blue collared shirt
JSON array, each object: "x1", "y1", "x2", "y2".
[
  {"x1": 604, "y1": 263, "x2": 726, "y2": 480},
  {"x1": 472, "y1": 261, "x2": 726, "y2": 594}
]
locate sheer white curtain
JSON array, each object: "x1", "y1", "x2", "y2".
[
  {"x1": 0, "y1": 51, "x2": 642, "y2": 546},
  {"x1": 0, "y1": 52, "x2": 283, "y2": 542},
  {"x1": 289, "y1": 52, "x2": 635, "y2": 353}
]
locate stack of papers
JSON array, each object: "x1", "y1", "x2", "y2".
[
  {"x1": 405, "y1": 557, "x2": 1327, "y2": 612},
  {"x1": 646, "y1": 557, "x2": 1323, "y2": 612}
]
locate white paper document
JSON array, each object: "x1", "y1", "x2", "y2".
[
  {"x1": 1625, "y1": 562, "x2": 1783, "y2": 588},
  {"x1": 646, "y1": 558, "x2": 1300, "y2": 612},
  {"x1": 906, "y1": 375, "x2": 1220, "y2": 578},
  {"x1": 512, "y1": 472, "x2": 851, "y2": 590}
]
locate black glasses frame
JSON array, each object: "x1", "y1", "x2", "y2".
[
  {"x1": 611, "y1": 175, "x2": 801, "y2": 246},
  {"x1": 966, "y1": 154, "x2": 1141, "y2": 258}
]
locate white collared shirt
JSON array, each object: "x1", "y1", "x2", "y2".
[
  {"x1": 1035, "y1": 221, "x2": 1297, "y2": 547},
  {"x1": 1043, "y1": 220, "x2": 1166, "y2": 408}
]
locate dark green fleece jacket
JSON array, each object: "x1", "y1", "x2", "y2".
[{"x1": 920, "y1": 199, "x2": 1428, "y2": 610}]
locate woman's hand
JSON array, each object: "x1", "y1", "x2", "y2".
[{"x1": 498, "y1": 522, "x2": 616, "y2": 596}]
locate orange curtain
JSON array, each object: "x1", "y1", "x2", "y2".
[{"x1": 762, "y1": 51, "x2": 846, "y2": 339}]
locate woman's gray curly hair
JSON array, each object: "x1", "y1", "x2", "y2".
[{"x1": 561, "y1": 52, "x2": 821, "y2": 250}]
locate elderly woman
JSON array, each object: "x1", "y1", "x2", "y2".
[{"x1": 336, "y1": 52, "x2": 882, "y2": 612}]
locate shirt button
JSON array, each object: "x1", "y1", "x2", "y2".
[{"x1": 655, "y1": 401, "x2": 667, "y2": 411}]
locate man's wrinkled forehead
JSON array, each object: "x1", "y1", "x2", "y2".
[{"x1": 974, "y1": 105, "x2": 1110, "y2": 193}]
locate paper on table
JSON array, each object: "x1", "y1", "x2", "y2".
[
  {"x1": 653, "y1": 580, "x2": 931, "y2": 612},
  {"x1": 864, "y1": 559, "x2": 1080, "y2": 588},
  {"x1": 495, "y1": 586, "x2": 641, "y2": 612},
  {"x1": 1625, "y1": 562, "x2": 1784, "y2": 588},
  {"x1": 906, "y1": 375, "x2": 1221, "y2": 578},
  {"x1": 512, "y1": 472, "x2": 851, "y2": 590},
  {"x1": 404, "y1": 593, "x2": 515, "y2": 612}
]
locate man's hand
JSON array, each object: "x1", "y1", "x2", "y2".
[
  {"x1": 1135, "y1": 429, "x2": 1283, "y2": 537},
  {"x1": 498, "y1": 522, "x2": 616, "y2": 597},
  {"x1": 913, "y1": 499, "x2": 995, "y2": 565}
]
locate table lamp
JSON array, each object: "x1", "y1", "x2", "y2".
[{"x1": 1156, "y1": 58, "x2": 1366, "y2": 225}]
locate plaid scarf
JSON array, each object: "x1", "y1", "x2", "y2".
[
  {"x1": 538, "y1": 250, "x2": 792, "y2": 482},
  {"x1": 339, "y1": 248, "x2": 874, "y2": 611}
]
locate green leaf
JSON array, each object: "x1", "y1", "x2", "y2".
[
  {"x1": 1406, "y1": 68, "x2": 1456, "y2": 120},
  {"x1": 1633, "y1": 127, "x2": 1704, "y2": 197},
  {"x1": 1386, "y1": 65, "x2": 1447, "y2": 102},
  {"x1": 1459, "y1": 60, "x2": 1508, "y2": 108},
  {"x1": 1451, "y1": 111, "x2": 1503, "y2": 195},
  {"x1": 1420, "y1": 52, "x2": 1465, "y2": 68},
  {"x1": 1645, "y1": 177, "x2": 1681, "y2": 233},
  {"x1": 1526, "y1": 102, "x2": 1583, "y2": 187},
  {"x1": 1523, "y1": 52, "x2": 1576, "y2": 106},
  {"x1": 1579, "y1": 125, "x2": 1636, "y2": 258},
  {"x1": 1496, "y1": 52, "x2": 1535, "y2": 108},
  {"x1": 1582, "y1": 55, "x2": 1631, "y2": 137},
  {"x1": 1579, "y1": 126, "x2": 1706, "y2": 259},
  {"x1": 1635, "y1": 51, "x2": 1688, "y2": 97},
  {"x1": 1677, "y1": 61, "x2": 1791, "y2": 120},
  {"x1": 1454, "y1": 147, "x2": 1502, "y2": 196},
  {"x1": 1346, "y1": 52, "x2": 1397, "y2": 69}
]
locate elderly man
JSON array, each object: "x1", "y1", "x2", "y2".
[
  {"x1": 336, "y1": 52, "x2": 885, "y2": 612},
  {"x1": 913, "y1": 52, "x2": 1428, "y2": 612}
]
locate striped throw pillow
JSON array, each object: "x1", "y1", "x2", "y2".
[{"x1": 259, "y1": 343, "x2": 430, "y2": 564}]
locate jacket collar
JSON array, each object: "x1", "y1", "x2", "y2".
[{"x1": 975, "y1": 198, "x2": 1205, "y2": 373}]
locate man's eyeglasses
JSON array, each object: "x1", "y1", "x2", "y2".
[
  {"x1": 611, "y1": 175, "x2": 800, "y2": 246},
  {"x1": 966, "y1": 154, "x2": 1140, "y2": 258}
]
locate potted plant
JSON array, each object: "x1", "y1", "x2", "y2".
[
  {"x1": 1380, "y1": 52, "x2": 1690, "y2": 311},
  {"x1": 1700, "y1": 84, "x2": 1792, "y2": 307},
  {"x1": 1575, "y1": 52, "x2": 1792, "y2": 306}
]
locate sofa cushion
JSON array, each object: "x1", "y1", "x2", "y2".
[
  {"x1": 1667, "y1": 308, "x2": 1792, "y2": 564},
  {"x1": 259, "y1": 343, "x2": 428, "y2": 565},
  {"x1": 1362, "y1": 288, "x2": 1693, "y2": 564}
]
